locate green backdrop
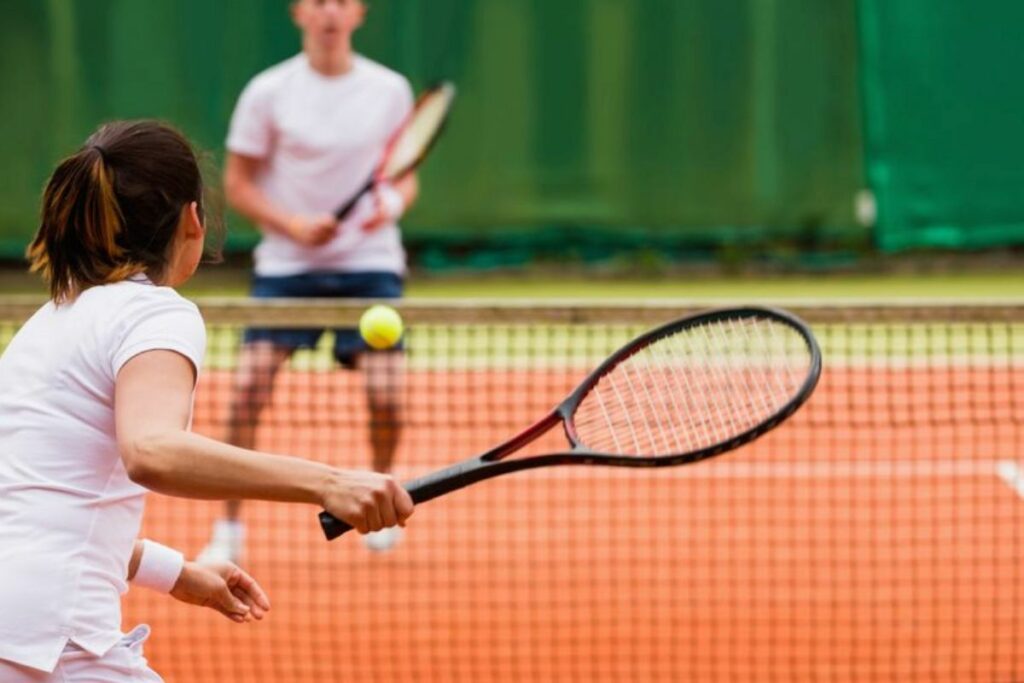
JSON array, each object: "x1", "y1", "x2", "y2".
[
  {"x1": 13, "y1": 1, "x2": 1021, "y2": 264},
  {"x1": 0, "y1": 0, "x2": 864, "y2": 264},
  {"x1": 858, "y1": 0, "x2": 1024, "y2": 251}
]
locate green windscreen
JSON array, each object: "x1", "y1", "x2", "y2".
[
  {"x1": 858, "y1": 0, "x2": 1024, "y2": 251},
  {"x1": 1, "y1": 0, "x2": 865, "y2": 262}
]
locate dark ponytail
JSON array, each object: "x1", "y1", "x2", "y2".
[{"x1": 28, "y1": 120, "x2": 220, "y2": 303}]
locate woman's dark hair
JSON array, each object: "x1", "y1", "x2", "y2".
[{"x1": 27, "y1": 120, "x2": 221, "y2": 302}]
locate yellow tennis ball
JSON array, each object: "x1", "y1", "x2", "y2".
[{"x1": 359, "y1": 304, "x2": 404, "y2": 350}]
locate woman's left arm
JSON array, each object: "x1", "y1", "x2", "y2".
[{"x1": 128, "y1": 540, "x2": 271, "y2": 623}]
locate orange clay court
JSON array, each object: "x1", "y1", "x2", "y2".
[{"x1": 123, "y1": 319, "x2": 1024, "y2": 682}]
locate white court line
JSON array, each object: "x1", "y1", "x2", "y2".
[
  {"x1": 392, "y1": 459, "x2": 1004, "y2": 482},
  {"x1": 996, "y1": 460, "x2": 1024, "y2": 500}
]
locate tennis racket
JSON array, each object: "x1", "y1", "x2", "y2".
[
  {"x1": 320, "y1": 307, "x2": 822, "y2": 540},
  {"x1": 334, "y1": 82, "x2": 456, "y2": 222}
]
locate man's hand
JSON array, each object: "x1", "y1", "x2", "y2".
[
  {"x1": 285, "y1": 214, "x2": 338, "y2": 246},
  {"x1": 362, "y1": 175, "x2": 417, "y2": 231},
  {"x1": 171, "y1": 561, "x2": 271, "y2": 623}
]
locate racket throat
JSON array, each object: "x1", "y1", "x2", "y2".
[
  {"x1": 405, "y1": 457, "x2": 529, "y2": 505},
  {"x1": 480, "y1": 411, "x2": 562, "y2": 462}
]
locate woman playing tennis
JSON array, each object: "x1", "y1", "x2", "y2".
[{"x1": 0, "y1": 120, "x2": 413, "y2": 682}]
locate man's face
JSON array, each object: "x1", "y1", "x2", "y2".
[{"x1": 292, "y1": 0, "x2": 366, "y2": 47}]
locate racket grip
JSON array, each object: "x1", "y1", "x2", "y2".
[
  {"x1": 334, "y1": 178, "x2": 375, "y2": 221},
  {"x1": 318, "y1": 458, "x2": 521, "y2": 541},
  {"x1": 318, "y1": 511, "x2": 353, "y2": 541}
]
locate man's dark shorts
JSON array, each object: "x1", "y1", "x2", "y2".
[{"x1": 244, "y1": 271, "x2": 404, "y2": 369}]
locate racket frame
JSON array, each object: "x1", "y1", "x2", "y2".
[
  {"x1": 320, "y1": 306, "x2": 821, "y2": 540},
  {"x1": 333, "y1": 82, "x2": 456, "y2": 221}
]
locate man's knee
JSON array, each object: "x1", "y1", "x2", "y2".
[
  {"x1": 230, "y1": 346, "x2": 289, "y2": 419},
  {"x1": 367, "y1": 390, "x2": 401, "y2": 417}
]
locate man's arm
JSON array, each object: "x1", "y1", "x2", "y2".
[
  {"x1": 224, "y1": 152, "x2": 337, "y2": 247},
  {"x1": 363, "y1": 173, "x2": 420, "y2": 231},
  {"x1": 392, "y1": 173, "x2": 419, "y2": 211}
]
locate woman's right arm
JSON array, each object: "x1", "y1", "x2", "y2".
[
  {"x1": 224, "y1": 152, "x2": 337, "y2": 247},
  {"x1": 115, "y1": 349, "x2": 413, "y2": 534}
]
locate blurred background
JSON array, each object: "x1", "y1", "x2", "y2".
[{"x1": 2, "y1": 0, "x2": 1022, "y2": 289}]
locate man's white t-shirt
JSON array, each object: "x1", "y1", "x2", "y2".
[
  {"x1": 0, "y1": 280, "x2": 206, "y2": 672},
  {"x1": 227, "y1": 53, "x2": 415, "y2": 277}
]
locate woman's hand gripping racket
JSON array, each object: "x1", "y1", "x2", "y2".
[
  {"x1": 320, "y1": 307, "x2": 822, "y2": 540},
  {"x1": 334, "y1": 82, "x2": 456, "y2": 222}
]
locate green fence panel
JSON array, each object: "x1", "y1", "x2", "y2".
[
  {"x1": 0, "y1": 0, "x2": 864, "y2": 263},
  {"x1": 858, "y1": 0, "x2": 1024, "y2": 251}
]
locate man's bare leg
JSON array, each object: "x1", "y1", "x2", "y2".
[
  {"x1": 197, "y1": 341, "x2": 292, "y2": 562},
  {"x1": 360, "y1": 351, "x2": 405, "y2": 551}
]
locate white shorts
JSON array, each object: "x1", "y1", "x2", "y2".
[{"x1": 0, "y1": 625, "x2": 162, "y2": 683}]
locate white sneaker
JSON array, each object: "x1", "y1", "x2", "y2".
[
  {"x1": 196, "y1": 520, "x2": 245, "y2": 564},
  {"x1": 363, "y1": 526, "x2": 402, "y2": 552}
]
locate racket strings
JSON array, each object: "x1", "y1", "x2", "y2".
[
  {"x1": 573, "y1": 316, "x2": 813, "y2": 456},
  {"x1": 383, "y1": 85, "x2": 456, "y2": 178}
]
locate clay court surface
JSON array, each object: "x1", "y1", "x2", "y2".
[{"x1": 124, "y1": 360, "x2": 1024, "y2": 682}]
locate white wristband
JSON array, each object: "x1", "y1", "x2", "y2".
[
  {"x1": 133, "y1": 540, "x2": 184, "y2": 593},
  {"x1": 379, "y1": 183, "x2": 406, "y2": 220}
]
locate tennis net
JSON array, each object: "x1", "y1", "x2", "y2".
[{"x1": 0, "y1": 298, "x2": 1022, "y2": 682}]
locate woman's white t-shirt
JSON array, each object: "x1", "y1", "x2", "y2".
[
  {"x1": 0, "y1": 280, "x2": 206, "y2": 672},
  {"x1": 227, "y1": 53, "x2": 415, "y2": 277}
]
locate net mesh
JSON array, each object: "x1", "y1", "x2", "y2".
[
  {"x1": 574, "y1": 313, "x2": 815, "y2": 456},
  {"x1": 0, "y1": 299, "x2": 1022, "y2": 682}
]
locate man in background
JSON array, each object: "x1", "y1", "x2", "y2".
[{"x1": 198, "y1": 0, "x2": 417, "y2": 560}]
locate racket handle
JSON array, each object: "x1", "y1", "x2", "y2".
[
  {"x1": 318, "y1": 511, "x2": 353, "y2": 540},
  {"x1": 318, "y1": 457, "x2": 535, "y2": 541},
  {"x1": 316, "y1": 469, "x2": 456, "y2": 541},
  {"x1": 334, "y1": 177, "x2": 375, "y2": 221}
]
